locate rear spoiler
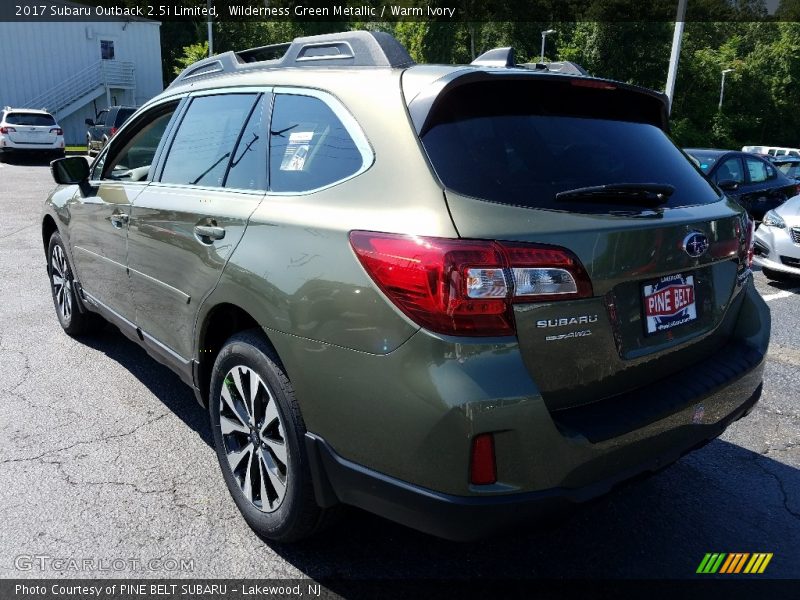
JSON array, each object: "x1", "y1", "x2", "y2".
[{"x1": 406, "y1": 69, "x2": 670, "y2": 137}]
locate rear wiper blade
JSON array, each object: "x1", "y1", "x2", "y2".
[{"x1": 556, "y1": 183, "x2": 675, "y2": 203}]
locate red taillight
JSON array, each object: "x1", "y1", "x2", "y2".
[
  {"x1": 0, "y1": 126, "x2": 16, "y2": 134},
  {"x1": 110, "y1": 127, "x2": 117, "y2": 136},
  {"x1": 349, "y1": 231, "x2": 592, "y2": 337},
  {"x1": 50, "y1": 128, "x2": 63, "y2": 135},
  {"x1": 470, "y1": 434, "x2": 497, "y2": 485}
]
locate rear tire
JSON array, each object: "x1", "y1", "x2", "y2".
[
  {"x1": 47, "y1": 232, "x2": 103, "y2": 336},
  {"x1": 762, "y1": 267, "x2": 794, "y2": 282},
  {"x1": 209, "y1": 330, "x2": 331, "y2": 542}
]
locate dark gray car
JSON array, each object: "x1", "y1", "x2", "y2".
[{"x1": 85, "y1": 106, "x2": 136, "y2": 156}]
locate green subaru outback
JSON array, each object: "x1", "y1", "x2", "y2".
[{"x1": 42, "y1": 31, "x2": 769, "y2": 542}]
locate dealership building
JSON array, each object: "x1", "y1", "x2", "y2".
[{"x1": 0, "y1": 3, "x2": 163, "y2": 144}]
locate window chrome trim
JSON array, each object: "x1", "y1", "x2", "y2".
[{"x1": 268, "y1": 86, "x2": 375, "y2": 196}]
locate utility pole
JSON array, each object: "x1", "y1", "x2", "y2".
[
  {"x1": 207, "y1": 0, "x2": 214, "y2": 56},
  {"x1": 540, "y1": 29, "x2": 556, "y2": 63},
  {"x1": 664, "y1": 0, "x2": 687, "y2": 114}
]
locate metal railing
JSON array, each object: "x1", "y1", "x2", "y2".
[{"x1": 23, "y1": 60, "x2": 135, "y2": 116}]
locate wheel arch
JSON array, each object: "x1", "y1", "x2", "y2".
[
  {"x1": 42, "y1": 214, "x2": 59, "y2": 255},
  {"x1": 195, "y1": 302, "x2": 281, "y2": 407}
]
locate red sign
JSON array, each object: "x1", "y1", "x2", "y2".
[{"x1": 644, "y1": 284, "x2": 695, "y2": 317}]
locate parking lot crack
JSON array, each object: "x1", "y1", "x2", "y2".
[
  {"x1": 0, "y1": 412, "x2": 169, "y2": 465},
  {"x1": 752, "y1": 456, "x2": 800, "y2": 521}
]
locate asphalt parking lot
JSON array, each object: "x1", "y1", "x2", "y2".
[{"x1": 0, "y1": 156, "x2": 798, "y2": 581}]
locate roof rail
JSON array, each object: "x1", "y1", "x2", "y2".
[
  {"x1": 470, "y1": 47, "x2": 588, "y2": 76},
  {"x1": 170, "y1": 31, "x2": 415, "y2": 89}
]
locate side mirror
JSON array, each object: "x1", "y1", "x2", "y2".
[
  {"x1": 717, "y1": 179, "x2": 740, "y2": 192},
  {"x1": 51, "y1": 156, "x2": 90, "y2": 184},
  {"x1": 85, "y1": 118, "x2": 95, "y2": 126}
]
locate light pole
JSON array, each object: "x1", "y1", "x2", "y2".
[
  {"x1": 540, "y1": 29, "x2": 556, "y2": 63},
  {"x1": 719, "y1": 68, "x2": 734, "y2": 110}
]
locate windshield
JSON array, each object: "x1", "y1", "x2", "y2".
[
  {"x1": 420, "y1": 80, "x2": 721, "y2": 213},
  {"x1": 6, "y1": 112, "x2": 56, "y2": 126}
]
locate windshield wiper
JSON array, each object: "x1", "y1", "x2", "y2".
[{"x1": 556, "y1": 183, "x2": 675, "y2": 204}]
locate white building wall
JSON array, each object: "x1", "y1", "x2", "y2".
[{"x1": 0, "y1": 17, "x2": 162, "y2": 144}]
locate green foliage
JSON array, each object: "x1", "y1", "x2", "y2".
[
  {"x1": 172, "y1": 41, "x2": 210, "y2": 76},
  {"x1": 159, "y1": 17, "x2": 800, "y2": 149}
]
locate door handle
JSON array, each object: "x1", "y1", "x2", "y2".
[
  {"x1": 194, "y1": 225, "x2": 226, "y2": 242},
  {"x1": 110, "y1": 213, "x2": 129, "y2": 229}
]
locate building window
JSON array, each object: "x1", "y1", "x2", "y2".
[{"x1": 101, "y1": 40, "x2": 115, "y2": 60}]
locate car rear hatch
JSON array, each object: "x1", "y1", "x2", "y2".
[
  {"x1": 5, "y1": 112, "x2": 58, "y2": 145},
  {"x1": 407, "y1": 71, "x2": 753, "y2": 411}
]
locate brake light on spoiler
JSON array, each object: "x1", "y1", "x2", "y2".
[{"x1": 349, "y1": 231, "x2": 592, "y2": 336}]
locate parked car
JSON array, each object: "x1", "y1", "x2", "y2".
[
  {"x1": 85, "y1": 106, "x2": 136, "y2": 156},
  {"x1": 770, "y1": 156, "x2": 800, "y2": 182},
  {"x1": 0, "y1": 107, "x2": 64, "y2": 161},
  {"x1": 753, "y1": 197, "x2": 800, "y2": 281},
  {"x1": 742, "y1": 145, "x2": 800, "y2": 157},
  {"x1": 685, "y1": 148, "x2": 799, "y2": 221},
  {"x1": 42, "y1": 31, "x2": 769, "y2": 542}
]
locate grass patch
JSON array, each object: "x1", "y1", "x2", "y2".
[{"x1": 65, "y1": 145, "x2": 87, "y2": 152}]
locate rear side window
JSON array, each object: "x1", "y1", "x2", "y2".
[
  {"x1": 161, "y1": 94, "x2": 258, "y2": 187},
  {"x1": 745, "y1": 157, "x2": 770, "y2": 183},
  {"x1": 6, "y1": 112, "x2": 56, "y2": 126},
  {"x1": 269, "y1": 94, "x2": 363, "y2": 193},
  {"x1": 420, "y1": 80, "x2": 721, "y2": 213}
]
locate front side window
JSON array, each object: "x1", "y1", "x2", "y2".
[
  {"x1": 269, "y1": 94, "x2": 364, "y2": 193},
  {"x1": 101, "y1": 104, "x2": 177, "y2": 182},
  {"x1": 95, "y1": 110, "x2": 108, "y2": 126},
  {"x1": 160, "y1": 94, "x2": 258, "y2": 188}
]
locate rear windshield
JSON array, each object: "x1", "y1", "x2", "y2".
[
  {"x1": 5, "y1": 112, "x2": 56, "y2": 126},
  {"x1": 420, "y1": 80, "x2": 721, "y2": 213},
  {"x1": 685, "y1": 152, "x2": 720, "y2": 174},
  {"x1": 114, "y1": 108, "x2": 136, "y2": 126},
  {"x1": 777, "y1": 162, "x2": 800, "y2": 178}
]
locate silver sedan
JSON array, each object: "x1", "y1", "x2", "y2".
[{"x1": 754, "y1": 195, "x2": 800, "y2": 280}]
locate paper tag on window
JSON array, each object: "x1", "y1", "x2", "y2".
[{"x1": 280, "y1": 131, "x2": 314, "y2": 172}]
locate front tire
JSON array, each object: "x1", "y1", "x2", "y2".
[
  {"x1": 47, "y1": 232, "x2": 103, "y2": 336},
  {"x1": 209, "y1": 330, "x2": 328, "y2": 542}
]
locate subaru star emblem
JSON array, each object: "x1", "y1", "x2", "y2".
[{"x1": 683, "y1": 232, "x2": 709, "y2": 258}]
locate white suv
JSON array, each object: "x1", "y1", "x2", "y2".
[{"x1": 0, "y1": 107, "x2": 65, "y2": 161}]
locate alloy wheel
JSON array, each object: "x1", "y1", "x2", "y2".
[
  {"x1": 219, "y1": 365, "x2": 288, "y2": 512},
  {"x1": 51, "y1": 244, "x2": 72, "y2": 322}
]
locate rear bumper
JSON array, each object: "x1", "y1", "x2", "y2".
[
  {"x1": 294, "y1": 279, "x2": 769, "y2": 540},
  {"x1": 306, "y1": 382, "x2": 762, "y2": 541}
]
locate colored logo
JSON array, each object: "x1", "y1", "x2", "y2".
[
  {"x1": 683, "y1": 232, "x2": 709, "y2": 258},
  {"x1": 643, "y1": 273, "x2": 697, "y2": 334},
  {"x1": 696, "y1": 553, "x2": 773, "y2": 574}
]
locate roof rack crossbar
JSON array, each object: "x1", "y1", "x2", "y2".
[{"x1": 169, "y1": 31, "x2": 415, "y2": 89}]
